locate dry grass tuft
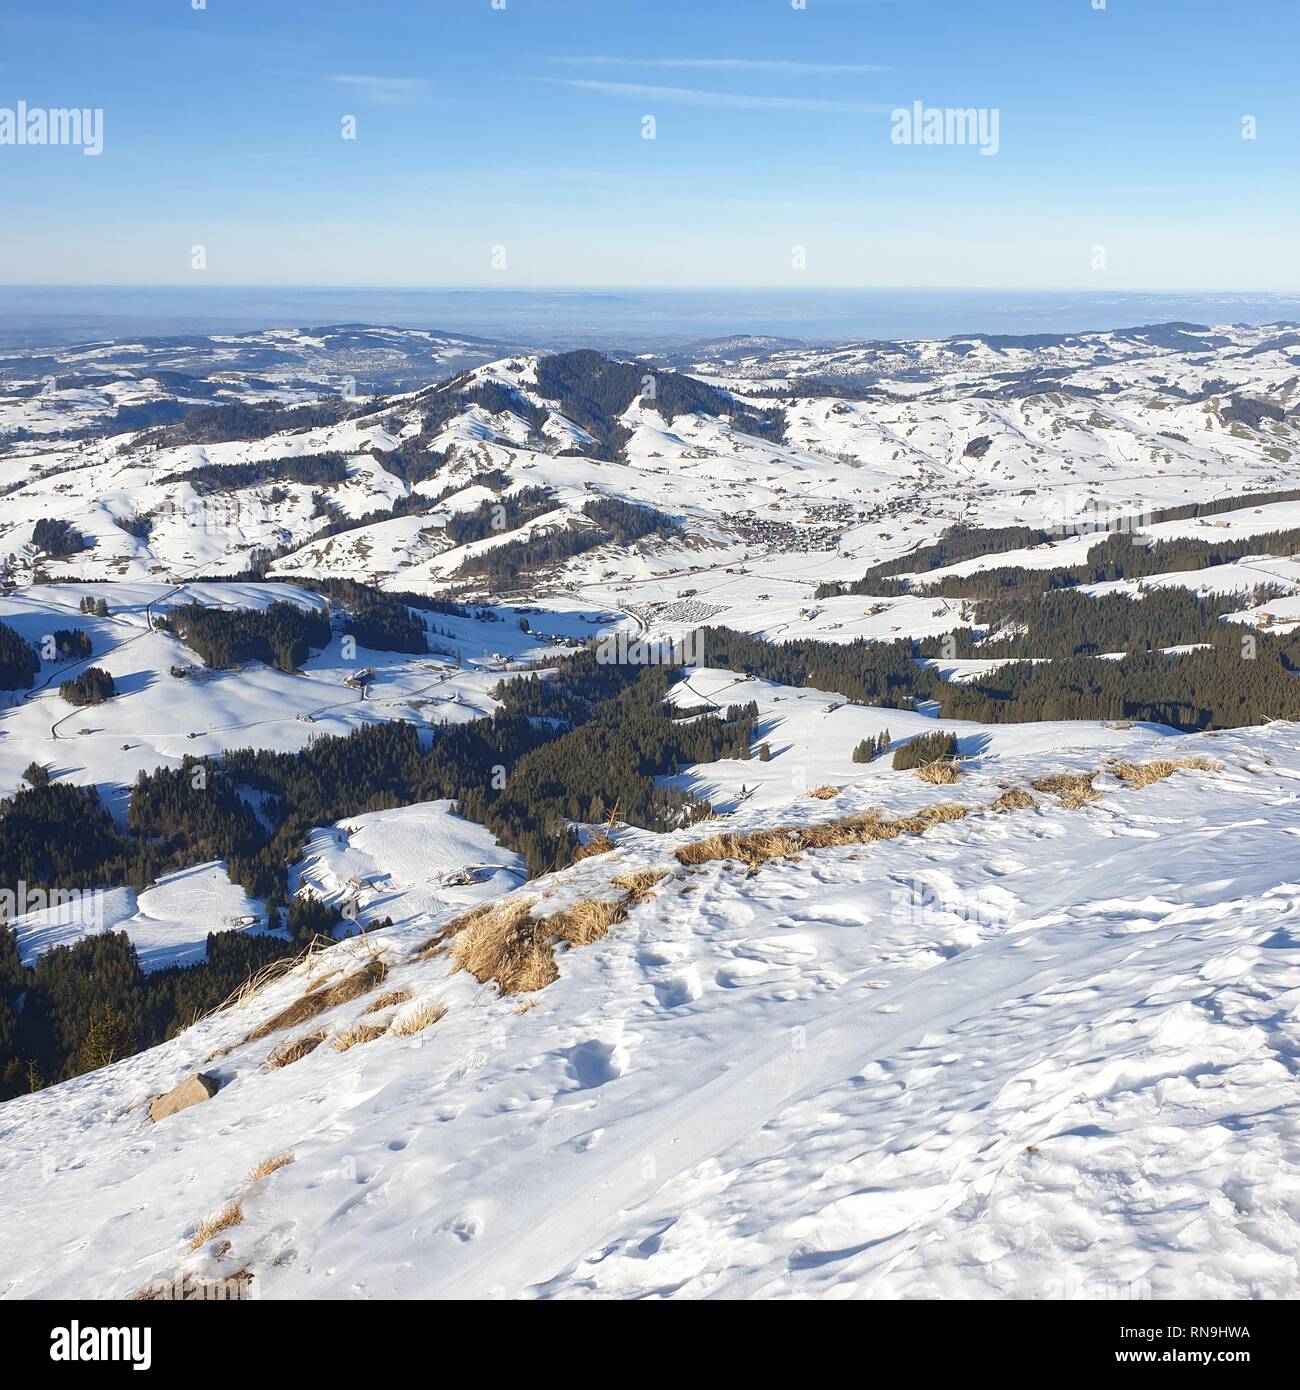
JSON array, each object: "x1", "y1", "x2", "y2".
[
  {"x1": 993, "y1": 787, "x2": 1038, "y2": 813},
  {"x1": 187, "y1": 1201, "x2": 244, "y2": 1251},
  {"x1": 321, "y1": 957, "x2": 389, "y2": 1007},
  {"x1": 1111, "y1": 755, "x2": 1222, "y2": 787},
  {"x1": 265, "y1": 1031, "x2": 326, "y2": 1070},
  {"x1": 1031, "y1": 771, "x2": 1101, "y2": 807},
  {"x1": 1110, "y1": 759, "x2": 1159, "y2": 787},
  {"x1": 807, "y1": 785, "x2": 840, "y2": 800},
  {"x1": 132, "y1": 1269, "x2": 254, "y2": 1301},
  {"x1": 734, "y1": 828, "x2": 804, "y2": 866},
  {"x1": 247, "y1": 1152, "x2": 295, "y2": 1184},
  {"x1": 363, "y1": 988, "x2": 411, "y2": 1015},
  {"x1": 674, "y1": 832, "x2": 733, "y2": 866},
  {"x1": 449, "y1": 897, "x2": 557, "y2": 995},
  {"x1": 333, "y1": 1021, "x2": 387, "y2": 1052},
  {"x1": 797, "y1": 813, "x2": 887, "y2": 850},
  {"x1": 441, "y1": 867, "x2": 667, "y2": 998},
  {"x1": 677, "y1": 800, "x2": 975, "y2": 865},
  {"x1": 674, "y1": 828, "x2": 803, "y2": 868},
  {"x1": 916, "y1": 759, "x2": 960, "y2": 785},
  {"x1": 572, "y1": 835, "x2": 616, "y2": 861},
  {"x1": 611, "y1": 867, "x2": 669, "y2": 903},
  {"x1": 414, "y1": 897, "x2": 521, "y2": 962},
  {"x1": 389, "y1": 997, "x2": 448, "y2": 1036},
  {"x1": 244, "y1": 991, "x2": 327, "y2": 1043},
  {"x1": 542, "y1": 896, "x2": 628, "y2": 947},
  {"x1": 245, "y1": 958, "x2": 390, "y2": 1043}
]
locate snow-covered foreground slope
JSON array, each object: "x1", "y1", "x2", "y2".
[{"x1": 2, "y1": 725, "x2": 1297, "y2": 1300}]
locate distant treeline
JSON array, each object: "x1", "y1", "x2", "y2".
[
  {"x1": 454, "y1": 498, "x2": 678, "y2": 583},
  {"x1": 697, "y1": 626, "x2": 926, "y2": 708},
  {"x1": 444, "y1": 487, "x2": 555, "y2": 547},
  {"x1": 818, "y1": 486, "x2": 1300, "y2": 599},
  {"x1": 919, "y1": 586, "x2": 1254, "y2": 660},
  {"x1": 303, "y1": 490, "x2": 436, "y2": 544},
  {"x1": 59, "y1": 666, "x2": 114, "y2": 706},
  {"x1": 904, "y1": 530, "x2": 1300, "y2": 601},
  {"x1": 153, "y1": 578, "x2": 487, "y2": 666},
  {"x1": 158, "y1": 452, "x2": 351, "y2": 492},
  {"x1": 33, "y1": 518, "x2": 89, "y2": 557},
  {"x1": 702, "y1": 582, "x2": 1300, "y2": 732},
  {"x1": 0, "y1": 621, "x2": 40, "y2": 690},
  {"x1": 159, "y1": 600, "x2": 331, "y2": 672},
  {"x1": 0, "y1": 925, "x2": 293, "y2": 1100},
  {"x1": 138, "y1": 396, "x2": 353, "y2": 449}
]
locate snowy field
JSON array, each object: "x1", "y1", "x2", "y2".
[
  {"x1": 11, "y1": 864, "x2": 269, "y2": 973},
  {"x1": 292, "y1": 800, "x2": 527, "y2": 929},
  {"x1": 663, "y1": 667, "x2": 1175, "y2": 812},
  {"x1": 0, "y1": 580, "x2": 607, "y2": 807}
]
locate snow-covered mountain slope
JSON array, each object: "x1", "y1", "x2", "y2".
[
  {"x1": 4, "y1": 323, "x2": 1297, "y2": 635},
  {"x1": 1, "y1": 725, "x2": 1296, "y2": 1299},
  {"x1": 0, "y1": 325, "x2": 515, "y2": 447},
  {"x1": 5, "y1": 321, "x2": 1300, "y2": 1301},
  {"x1": 0, "y1": 580, "x2": 613, "y2": 806}
]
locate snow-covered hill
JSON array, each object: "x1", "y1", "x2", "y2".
[
  {"x1": 4, "y1": 323, "x2": 1297, "y2": 628},
  {"x1": 1, "y1": 726, "x2": 1296, "y2": 1298},
  {"x1": 4, "y1": 321, "x2": 1300, "y2": 1301}
]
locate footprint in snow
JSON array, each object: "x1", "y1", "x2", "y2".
[
  {"x1": 715, "y1": 958, "x2": 792, "y2": 988},
  {"x1": 450, "y1": 1213, "x2": 483, "y2": 1242},
  {"x1": 652, "y1": 969, "x2": 703, "y2": 1008},
  {"x1": 563, "y1": 1037, "x2": 631, "y2": 1089}
]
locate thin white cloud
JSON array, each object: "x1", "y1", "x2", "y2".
[
  {"x1": 557, "y1": 57, "x2": 888, "y2": 75},
  {"x1": 328, "y1": 74, "x2": 430, "y2": 105},
  {"x1": 551, "y1": 80, "x2": 891, "y2": 114}
]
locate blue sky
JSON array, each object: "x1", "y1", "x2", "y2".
[{"x1": 1, "y1": 0, "x2": 1296, "y2": 289}]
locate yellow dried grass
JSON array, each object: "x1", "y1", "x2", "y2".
[
  {"x1": 333, "y1": 1021, "x2": 387, "y2": 1052},
  {"x1": 389, "y1": 998, "x2": 448, "y2": 1036},
  {"x1": 247, "y1": 1152, "x2": 295, "y2": 1184},
  {"x1": 363, "y1": 988, "x2": 411, "y2": 1015},
  {"x1": 187, "y1": 1201, "x2": 244, "y2": 1251},
  {"x1": 916, "y1": 759, "x2": 960, "y2": 785},
  {"x1": 244, "y1": 958, "x2": 390, "y2": 1043},
  {"x1": 265, "y1": 1031, "x2": 326, "y2": 1070}
]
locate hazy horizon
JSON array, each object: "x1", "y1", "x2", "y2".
[{"x1": 2, "y1": 284, "x2": 1298, "y2": 353}]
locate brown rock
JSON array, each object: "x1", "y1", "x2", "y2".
[{"x1": 148, "y1": 1073, "x2": 220, "y2": 1123}]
